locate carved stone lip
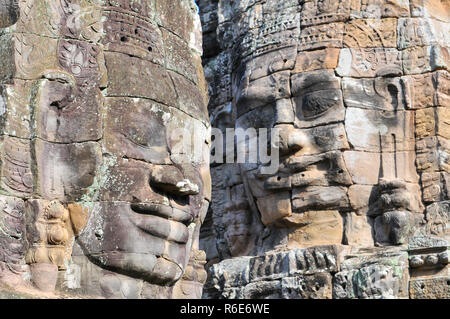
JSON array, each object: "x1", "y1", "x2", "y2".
[
  {"x1": 128, "y1": 211, "x2": 190, "y2": 244},
  {"x1": 226, "y1": 231, "x2": 250, "y2": 237},
  {"x1": 129, "y1": 202, "x2": 193, "y2": 225}
]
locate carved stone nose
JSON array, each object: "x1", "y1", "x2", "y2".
[
  {"x1": 150, "y1": 165, "x2": 199, "y2": 196},
  {"x1": 276, "y1": 125, "x2": 308, "y2": 155}
]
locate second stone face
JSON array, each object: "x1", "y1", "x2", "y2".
[{"x1": 198, "y1": 0, "x2": 449, "y2": 299}]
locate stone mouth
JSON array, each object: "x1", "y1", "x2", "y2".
[
  {"x1": 129, "y1": 202, "x2": 193, "y2": 226},
  {"x1": 128, "y1": 203, "x2": 191, "y2": 245}
]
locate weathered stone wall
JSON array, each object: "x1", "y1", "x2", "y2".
[
  {"x1": 0, "y1": 0, "x2": 211, "y2": 299},
  {"x1": 199, "y1": 0, "x2": 449, "y2": 299}
]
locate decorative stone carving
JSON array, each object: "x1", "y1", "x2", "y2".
[
  {"x1": 301, "y1": 0, "x2": 351, "y2": 27},
  {"x1": 0, "y1": 0, "x2": 448, "y2": 300},
  {"x1": 299, "y1": 23, "x2": 345, "y2": 50},
  {"x1": 350, "y1": 0, "x2": 410, "y2": 18},
  {"x1": 204, "y1": 245, "x2": 343, "y2": 299},
  {"x1": 333, "y1": 248, "x2": 409, "y2": 299},
  {"x1": 403, "y1": 45, "x2": 449, "y2": 75},
  {"x1": 397, "y1": 18, "x2": 450, "y2": 50},
  {"x1": 0, "y1": 136, "x2": 33, "y2": 196},
  {"x1": 292, "y1": 48, "x2": 340, "y2": 74},
  {"x1": 0, "y1": 195, "x2": 26, "y2": 288},
  {"x1": 336, "y1": 48, "x2": 403, "y2": 77},
  {"x1": 344, "y1": 18, "x2": 397, "y2": 48},
  {"x1": 408, "y1": 236, "x2": 449, "y2": 299}
]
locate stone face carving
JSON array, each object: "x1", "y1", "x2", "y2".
[
  {"x1": 0, "y1": 0, "x2": 211, "y2": 299},
  {"x1": 199, "y1": 0, "x2": 449, "y2": 299}
]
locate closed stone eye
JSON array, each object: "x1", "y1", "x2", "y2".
[{"x1": 301, "y1": 92, "x2": 338, "y2": 120}]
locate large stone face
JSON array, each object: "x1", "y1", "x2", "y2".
[
  {"x1": 0, "y1": 0, "x2": 210, "y2": 299},
  {"x1": 198, "y1": 0, "x2": 450, "y2": 300}
]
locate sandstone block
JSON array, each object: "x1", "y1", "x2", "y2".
[
  {"x1": 424, "y1": 202, "x2": 449, "y2": 237},
  {"x1": 398, "y1": 18, "x2": 450, "y2": 50},
  {"x1": 0, "y1": 136, "x2": 33, "y2": 197},
  {"x1": 333, "y1": 248, "x2": 409, "y2": 299},
  {"x1": 34, "y1": 140, "x2": 101, "y2": 201},
  {"x1": 291, "y1": 70, "x2": 345, "y2": 128},
  {"x1": 293, "y1": 48, "x2": 340, "y2": 74},
  {"x1": 292, "y1": 187, "x2": 349, "y2": 211},
  {"x1": 344, "y1": 18, "x2": 397, "y2": 48},
  {"x1": 344, "y1": 151, "x2": 419, "y2": 185},
  {"x1": 155, "y1": 0, "x2": 196, "y2": 43},
  {"x1": 102, "y1": 4, "x2": 164, "y2": 65},
  {"x1": 415, "y1": 136, "x2": 449, "y2": 173},
  {"x1": 0, "y1": 80, "x2": 32, "y2": 138},
  {"x1": 336, "y1": 48, "x2": 402, "y2": 77},
  {"x1": 14, "y1": 33, "x2": 60, "y2": 80},
  {"x1": 236, "y1": 71, "x2": 291, "y2": 117},
  {"x1": 410, "y1": 277, "x2": 450, "y2": 299},
  {"x1": 421, "y1": 171, "x2": 444, "y2": 203},
  {"x1": 162, "y1": 29, "x2": 199, "y2": 84},
  {"x1": 403, "y1": 73, "x2": 435, "y2": 109},
  {"x1": 104, "y1": 52, "x2": 177, "y2": 105},
  {"x1": 256, "y1": 191, "x2": 292, "y2": 226},
  {"x1": 301, "y1": 0, "x2": 351, "y2": 27},
  {"x1": 241, "y1": 46, "x2": 297, "y2": 82},
  {"x1": 16, "y1": 0, "x2": 61, "y2": 37},
  {"x1": 344, "y1": 213, "x2": 375, "y2": 247},
  {"x1": 350, "y1": 0, "x2": 410, "y2": 18},
  {"x1": 280, "y1": 273, "x2": 333, "y2": 299},
  {"x1": 33, "y1": 79, "x2": 103, "y2": 143},
  {"x1": 344, "y1": 107, "x2": 415, "y2": 152},
  {"x1": 0, "y1": 195, "x2": 26, "y2": 268},
  {"x1": 342, "y1": 77, "x2": 408, "y2": 111},
  {"x1": 286, "y1": 210, "x2": 344, "y2": 248},
  {"x1": 299, "y1": 23, "x2": 344, "y2": 51},
  {"x1": 403, "y1": 45, "x2": 449, "y2": 75},
  {"x1": 348, "y1": 185, "x2": 376, "y2": 214}
]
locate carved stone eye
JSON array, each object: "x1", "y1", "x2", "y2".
[
  {"x1": 301, "y1": 91, "x2": 338, "y2": 120},
  {"x1": 127, "y1": 127, "x2": 149, "y2": 146},
  {"x1": 125, "y1": 117, "x2": 166, "y2": 149}
]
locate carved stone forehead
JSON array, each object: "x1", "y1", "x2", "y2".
[
  {"x1": 223, "y1": 0, "x2": 449, "y2": 72},
  {"x1": 2, "y1": 0, "x2": 208, "y2": 125}
]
